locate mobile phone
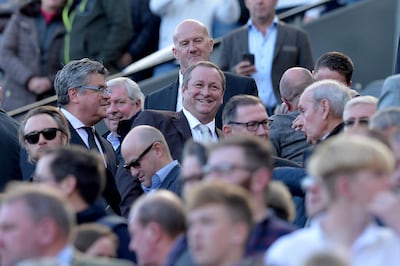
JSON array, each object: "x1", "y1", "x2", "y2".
[{"x1": 242, "y1": 53, "x2": 255, "y2": 65}]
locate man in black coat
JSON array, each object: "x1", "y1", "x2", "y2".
[{"x1": 54, "y1": 58, "x2": 121, "y2": 215}]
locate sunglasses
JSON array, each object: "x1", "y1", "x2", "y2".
[
  {"x1": 24, "y1": 128, "x2": 63, "y2": 144},
  {"x1": 123, "y1": 142, "x2": 157, "y2": 170}
]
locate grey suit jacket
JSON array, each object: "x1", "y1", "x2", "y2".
[
  {"x1": 133, "y1": 110, "x2": 221, "y2": 162},
  {"x1": 378, "y1": 74, "x2": 400, "y2": 110},
  {"x1": 269, "y1": 111, "x2": 310, "y2": 167},
  {"x1": 217, "y1": 22, "x2": 314, "y2": 103}
]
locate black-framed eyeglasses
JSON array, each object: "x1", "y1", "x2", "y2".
[
  {"x1": 203, "y1": 163, "x2": 254, "y2": 175},
  {"x1": 24, "y1": 128, "x2": 63, "y2": 144},
  {"x1": 344, "y1": 118, "x2": 369, "y2": 127},
  {"x1": 78, "y1": 85, "x2": 111, "y2": 95},
  {"x1": 123, "y1": 142, "x2": 157, "y2": 170},
  {"x1": 228, "y1": 119, "x2": 271, "y2": 132}
]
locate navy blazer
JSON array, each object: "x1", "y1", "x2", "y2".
[
  {"x1": 144, "y1": 72, "x2": 258, "y2": 128},
  {"x1": 160, "y1": 164, "x2": 181, "y2": 196},
  {"x1": 68, "y1": 122, "x2": 121, "y2": 215},
  {"x1": 133, "y1": 110, "x2": 221, "y2": 162}
]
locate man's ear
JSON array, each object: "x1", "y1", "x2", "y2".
[
  {"x1": 68, "y1": 88, "x2": 79, "y2": 104},
  {"x1": 251, "y1": 167, "x2": 271, "y2": 193},
  {"x1": 222, "y1": 125, "x2": 232, "y2": 136},
  {"x1": 60, "y1": 175, "x2": 77, "y2": 196},
  {"x1": 320, "y1": 99, "x2": 330, "y2": 120}
]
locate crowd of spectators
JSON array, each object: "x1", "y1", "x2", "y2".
[{"x1": 0, "y1": 0, "x2": 400, "y2": 266}]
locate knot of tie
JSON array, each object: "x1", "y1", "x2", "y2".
[{"x1": 197, "y1": 124, "x2": 212, "y2": 143}]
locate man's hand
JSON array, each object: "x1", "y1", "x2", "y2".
[
  {"x1": 235, "y1": 61, "x2": 256, "y2": 77},
  {"x1": 27, "y1": 77, "x2": 52, "y2": 95}
]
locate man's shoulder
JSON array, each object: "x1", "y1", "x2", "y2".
[{"x1": 221, "y1": 24, "x2": 248, "y2": 39}]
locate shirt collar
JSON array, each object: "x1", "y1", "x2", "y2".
[
  {"x1": 247, "y1": 16, "x2": 279, "y2": 30},
  {"x1": 57, "y1": 245, "x2": 74, "y2": 265},
  {"x1": 60, "y1": 108, "x2": 85, "y2": 129},
  {"x1": 141, "y1": 160, "x2": 179, "y2": 193},
  {"x1": 182, "y1": 107, "x2": 216, "y2": 132}
]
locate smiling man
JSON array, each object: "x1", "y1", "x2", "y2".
[
  {"x1": 133, "y1": 60, "x2": 225, "y2": 162},
  {"x1": 54, "y1": 58, "x2": 121, "y2": 215}
]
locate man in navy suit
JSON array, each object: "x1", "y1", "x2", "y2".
[
  {"x1": 54, "y1": 58, "x2": 121, "y2": 215},
  {"x1": 144, "y1": 19, "x2": 258, "y2": 128},
  {"x1": 121, "y1": 125, "x2": 181, "y2": 195}
]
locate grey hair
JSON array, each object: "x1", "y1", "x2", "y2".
[
  {"x1": 369, "y1": 107, "x2": 400, "y2": 131},
  {"x1": 107, "y1": 77, "x2": 145, "y2": 110},
  {"x1": 307, "y1": 80, "x2": 352, "y2": 118},
  {"x1": 344, "y1": 95, "x2": 378, "y2": 110},
  {"x1": 54, "y1": 58, "x2": 109, "y2": 106}
]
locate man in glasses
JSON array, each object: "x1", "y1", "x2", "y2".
[
  {"x1": 54, "y1": 58, "x2": 121, "y2": 215},
  {"x1": 18, "y1": 106, "x2": 70, "y2": 181},
  {"x1": 121, "y1": 125, "x2": 181, "y2": 195},
  {"x1": 19, "y1": 106, "x2": 70, "y2": 165},
  {"x1": 204, "y1": 136, "x2": 295, "y2": 256},
  {"x1": 342, "y1": 96, "x2": 377, "y2": 133}
]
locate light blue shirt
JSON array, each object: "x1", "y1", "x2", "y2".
[
  {"x1": 106, "y1": 132, "x2": 120, "y2": 151},
  {"x1": 141, "y1": 160, "x2": 179, "y2": 193},
  {"x1": 247, "y1": 17, "x2": 279, "y2": 108},
  {"x1": 57, "y1": 245, "x2": 74, "y2": 266}
]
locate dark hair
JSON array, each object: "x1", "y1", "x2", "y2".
[
  {"x1": 222, "y1": 95, "x2": 264, "y2": 126},
  {"x1": 314, "y1": 51, "x2": 354, "y2": 84},
  {"x1": 43, "y1": 145, "x2": 106, "y2": 204}
]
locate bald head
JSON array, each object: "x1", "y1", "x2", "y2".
[
  {"x1": 279, "y1": 67, "x2": 314, "y2": 111},
  {"x1": 172, "y1": 19, "x2": 214, "y2": 73},
  {"x1": 121, "y1": 125, "x2": 170, "y2": 155}
]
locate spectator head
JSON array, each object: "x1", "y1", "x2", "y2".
[
  {"x1": 54, "y1": 58, "x2": 110, "y2": 126},
  {"x1": 245, "y1": 0, "x2": 278, "y2": 24},
  {"x1": 343, "y1": 96, "x2": 378, "y2": 133},
  {"x1": 33, "y1": 145, "x2": 106, "y2": 208},
  {"x1": 279, "y1": 67, "x2": 314, "y2": 111},
  {"x1": 73, "y1": 223, "x2": 118, "y2": 258},
  {"x1": 313, "y1": 51, "x2": 354, "y2": 86},
  {"x1": 19, "y1": 106, "x2": 70, "y2": 163},
  {"x1": 186, "y1": 180, "x2": 253, "y2": 266},
  {"x1": 0, "y1": 182, "x2": 74, "y2": 266},
  {"x1": 182, "y1": 61, "x2": 225, "y2": 124},
  {"x1": 105, "y1": 77, "x2": 144, "y2": 135},
  {"x1": 308, "y1": 135, "x2": 394, "y2": 207},
  {"x1": 128, "y1": 190, "x2": 186, "y2": 266},
  {"x1": 222, "y1": 95, "x2": 270, "y2": 140},
  {"x1": 204, "y1": 136, "x2": 273, "y2": 221},
  {"x1": 297, "y1": 80, "x2": 351, "y2": 144},
  {"x1": 121, "y1": 125, "x2": 172, "y2": 188},
  {"x1": 369, "y1": 107, "x2": 400, "y2": 138},
  {"x1": 181, "y1": 140, "x2": 208, "y2": 196},
  {"x1": 172, "y1": 19, "x2": 214, "y2": 74}
]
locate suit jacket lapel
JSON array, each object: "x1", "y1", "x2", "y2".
[
  {"x1": 172, "y1": 111, "x2": 192, "y2": 139},
  {"x1": 68, "y1": 122, "x2": 86, "y2": 146},
  {"x1": 273, "y1": 22, "x2": 286, "y2": 61},
  {"x1": 166, "y1": 78, "x2": 180, "y2": 110}
]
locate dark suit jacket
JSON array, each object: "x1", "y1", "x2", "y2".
[
  {"x1": 67, "y1": 122, "x2": 121, "y2": 215},
  {"x1": 160, "y1": 164, "x2": 181, "y2": 196},
  {"x1": 144, "y1": 72, "x2": 258, "y2": 128},
  {"x1": 0, "y1": 110, "x2": 22, "y2": 190},
  {"x1": 133, "y1": 110, "x2": 221, "y2": 162},
  {"x1": 217, "y1": 22, "x2": 314, "y2": 103}
]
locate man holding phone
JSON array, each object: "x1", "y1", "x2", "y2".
[{"x1": 217, "y1": 0, "x2": 314, "y2": 115}]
